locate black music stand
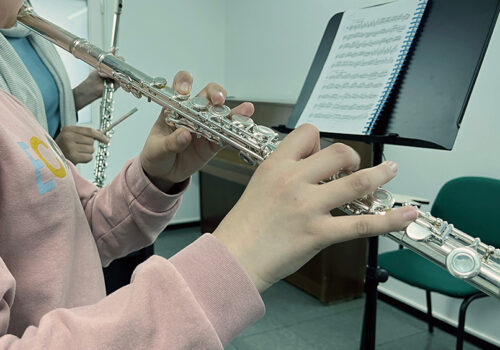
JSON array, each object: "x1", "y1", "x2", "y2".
[{"x1": 278, "y1": 0, "x2": 500, "y2": 348}]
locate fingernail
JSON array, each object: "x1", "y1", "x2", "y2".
[
  {"x1": 177, "y1": 131, "x2": 189, "y2": 145},
  {"x1": 216, "y1": 91, "x2": 225, "y2": 103},
  {"x1": 403, "y1": 207, "x2": 418, "y2": 221},
  {"x1": 384, "y1": 160, "x2": 398, "y2": 173},
  {"x1": 180, "y1": 82, "x2": 190, "y2": 94}
]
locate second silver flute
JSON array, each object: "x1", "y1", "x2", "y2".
[
  {"x1": 17, "y1": 6, "x2": 500, "y2": 299},
  {"x1": 94, "y1": 0, "x2": 123, "y2": 188}
]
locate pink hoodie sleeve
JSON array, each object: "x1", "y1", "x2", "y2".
[
  {"x1": 0, "y1": 234, "x2": 265, "y2": 349},
  {"x1": 70, "y1": 157, "x2": 189, "y2": 266}
]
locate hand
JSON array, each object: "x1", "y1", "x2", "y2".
[
  {"x1": 213, "y1": 124, "x2": 418, "y2": 293},
  {"x1": 140, "y1": 71, "x2": 254, "y2": 193},
  {"x1": 55, "y1": 126, "x2": 109, "y2": 164},
  {"x1": 73, "y1": 68, "x2": 120, "y2": 111}
]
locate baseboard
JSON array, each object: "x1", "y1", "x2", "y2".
[
  {"x1": 378, "y1": 291, "x2": 498, "y2": 350},
  {"x1": 164, "y1": 221, "x2": 201, "y2": 231}
]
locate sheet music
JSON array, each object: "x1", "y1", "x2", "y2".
[{"x1": 296, "y1": 0, "x2": 423, "y2": 134}]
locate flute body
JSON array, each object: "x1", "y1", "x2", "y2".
[
  {"x1": 94, "y1": 0, "x2": 124, "y2": 188},
  {"x1": 17, "y1": 6, "x2": 500, "y2": 299}
]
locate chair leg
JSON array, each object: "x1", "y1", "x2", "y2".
[
  {"x1": 426, "y1": 290, "x2": 433, "y2": 333},
  {"x1": 456, "y1": 292, "x2": 487, "y2": 350}
]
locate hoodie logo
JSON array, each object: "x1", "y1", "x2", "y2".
[{"x1": 18, "y1": 136, "x2": 67, "y2": 195}]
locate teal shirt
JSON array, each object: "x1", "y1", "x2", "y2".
[{"x1": 7, "y1": 36, "x2": 61, "y2": 138}]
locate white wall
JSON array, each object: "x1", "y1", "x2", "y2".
[
  {"x1": 80, "y1": 0, "x2": 227, "y2": 224},
  {"x1": 222, "y1": 0, "x2": 500, "y2": 346},
  {"x1": 224, "y1": 0, "x2": 379, "y2": 102}
]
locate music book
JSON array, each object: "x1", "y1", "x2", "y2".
[{"x1": 294, "y1": 0, "x2": 428, "y2": 135}]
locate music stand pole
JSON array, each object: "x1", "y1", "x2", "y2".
[{"x1": 360, "y1": 143, "x2": 389, "y2": 350}]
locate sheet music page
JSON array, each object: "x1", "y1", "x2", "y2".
[{"x1": 295, "y1": 0, "x2": 422, "y2": 134}]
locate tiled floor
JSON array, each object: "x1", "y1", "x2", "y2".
[{"x1": 155, "y1": 226, "x2": 483, "y2": 350}]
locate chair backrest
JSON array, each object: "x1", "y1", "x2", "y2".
[{"x1": 431, "y1": 177, "x2": 500, "y2": 247}]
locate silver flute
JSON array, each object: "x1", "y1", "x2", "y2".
[
  {"x1": 94, "y1": 0, "x2": 123, "y2": 188},
  {"x1": 335, "y1": 179, "x2": 500, "y2": 299},
  {"x1": 17, "y1": 6, "x2": 500, "y2": 299}
]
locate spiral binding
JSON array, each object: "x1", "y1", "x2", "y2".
[{"x1": 363, "y1": 0, "x2": 429, "y2": 134}]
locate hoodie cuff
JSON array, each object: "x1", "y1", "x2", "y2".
[
  {"x1": 125, "y1": 157, "x2": 190, "y2": 213},
  {"x1": 170, "y1": 233, "x2": 265, "y2": 345}
]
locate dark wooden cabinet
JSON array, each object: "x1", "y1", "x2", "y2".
[{"x1": 199, "y1": 100, "x2": 372, "y2": 303}]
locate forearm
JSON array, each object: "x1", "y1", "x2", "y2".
[
  {"x1": 72, "y1": 80, "x2": 102, "y2": 111},
  {"x1": 0, "y1": 241, "x2": 264, "y2": 349},
  {"x1": 71, "y1": 158, "x2": 188, "y2": 265}
]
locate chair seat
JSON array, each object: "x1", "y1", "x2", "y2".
[{"x1": 378, "y1": 249, "x2": 479, "y2": 298}]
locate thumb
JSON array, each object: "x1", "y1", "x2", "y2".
[{"x1": 162, "y1": 128, "x2": 192, "y2": 154}]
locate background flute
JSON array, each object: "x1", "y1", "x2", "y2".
[{"x1": 93, "y1": 0, "x2": 123, "y2": 188}]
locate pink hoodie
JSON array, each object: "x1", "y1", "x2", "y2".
[{"x1": 0, "y1": 90, "x2": 264, "y2": 348}]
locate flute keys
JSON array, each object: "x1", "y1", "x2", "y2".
[
  {"x1": 209, "y1": 105, "x2": 231, "y2": 118},
  {"x1": 232, "y1": 114, "x2": 254, "y2": 128},
  {"x1": 446, "y1": 247, "x2": 481, "y2": 279},
  {"x1": 370, "y1": 188, "x2": 395, "y2": 210},
  {"x1": 151, "y1": 77, "x2": 167, "y2": 89},
  {"x1": 191, "y1": 97, "x2": 210, "y2": 111},
  {"x1": 174, "y1": 92, "x2": 190, "y2": 101},
  {"x1": 253, "y1": 125, "x2": 277, "y2": 140},
  {"x1": 239, "y1": 152, "x2": 257, "y2": 166},
  {"x1": 406, "y1": 222, "x2": 432, "y2": 241}
]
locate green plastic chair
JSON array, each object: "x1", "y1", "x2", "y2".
[{"x1": 378, "y1": 177, "x2": 500, "y2": 350}]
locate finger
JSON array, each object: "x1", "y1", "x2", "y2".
[
  {"x1": 318, "y1": 161, "x2": 398, "y2": 209},
  {"x1": 67, "y1": 151, "x2": 93, "y2": 164},
  {"x1": 90, "y1": 129, "x2": 110, "y2": 144},
  {"x1": 270, "y1": 124, "x2": 320, "y2": 161},
  {"x1": 300, "y1": 143, "x2": 360, "y2": 184},
  {"x1": 71, "y1": 128, "x2": 109, "y2": 144},
  {"x1": 75, "y1": 152, "x2": 93, "y2": 164},
  {"x1": 318, "y1": 206, "x2": 418, "y2": 245},
  {"x1": 70, "y1": 126, "x2": 99, "y2": 138},
  {"x1": 230, "y1": 102, "x2": 255, "y2": 118},
  {"x1": 197, "y1": 82, "x2": 227, "y2": 106},
  {"x1": 172, "y1": 71, "x2": 193, "y2": 95},
  {"x1": 66, "y1": 133, "x2": 95, "y2": 145},
  {"x1": 74, "y1": 144, "x2": 95, "y2": 154},
  {"x1": 162, "y1": 127, "x2": 192, "y2": 154}
]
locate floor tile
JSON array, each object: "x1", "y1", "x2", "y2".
[
  {"x1": 377, "y1": 329, "x2": 483, "y2": 350},
  {"x1": 230, "y1": 326, "x2": 311, "y2": 350}
]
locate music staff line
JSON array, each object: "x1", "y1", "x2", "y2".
[
  {"x1": 313, "y1": 102, "x2": 373, "y2": 111},
  {"x1": 322, "y1": 82, "x2": 384, "y2": 90},
  {"x1": 317, "y1": 93, "x2": 379, "y2": 100},
  {"x1": 345, "y1": 13, "x2": 411, "y2": 31},
  {"x1": 343, "y1": 24, "x2": 406, "y2": 40},
  {"x1": 339, "y1": 35, "x2": 402, "y2": 50},
  {"x1": 335, "y1": 45, "x2": 399, "y2": 59},
  {"x1": 308, "y1": 112, "x2": 366, "y2": 120},
  {"x1": 325, "y1": 70, "x2": 388, "y2": 80},
  {"x1": 331, "y1": 58, "x2": 393, "y2": 69}
]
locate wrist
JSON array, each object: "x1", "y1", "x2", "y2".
[
  {"x1": 73, "y1": 80, "x2": 102, "y2": 111},
  {"x1": 213, "y1": 225, "x2": 272, "y2": 293}
]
